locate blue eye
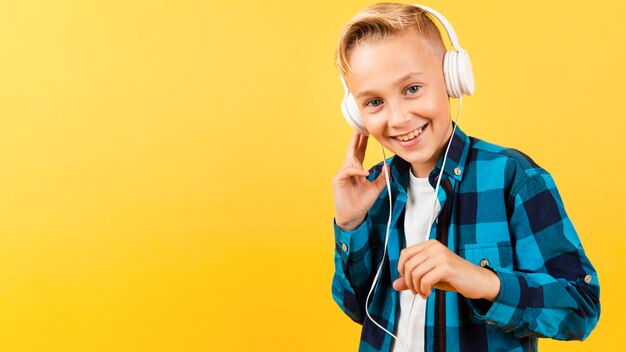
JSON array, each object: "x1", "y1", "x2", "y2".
[
  {"x1": 366, "y1": 99, "x2": 382, "y2": 108},
  {"x1": 406, "y1": 85, "x2": 421, "y2": 94}
]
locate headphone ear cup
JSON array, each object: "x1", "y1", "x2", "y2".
[
  {"x1": 450, "y1": 50, "x2": 462, "y2": 98},
  {"x1": 443, "y1": 50, "x2": 475, "y2": 98},
  {"x1": 456, "y1": 50, "x2": 475, "y2": 96},
  {"x1": 341, "y1": 91, "x2": 369, "y2": 136},
  {"x1": 443, "y1": 50, "x2": 460, "y2": 98}
]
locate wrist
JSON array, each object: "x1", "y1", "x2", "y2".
[
  {"x1": 480, "y1": 267, "x2": 501, "y2": 302},
  {"x1": 335, "y1": 216, "x2": 365, "y2": 232}
]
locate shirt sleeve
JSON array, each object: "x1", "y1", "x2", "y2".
[
  {"x1": 331, "y1": 214, "x2": 375, "y2": 324},
  {"x1": 467, "y1": 171, "x2": 601, "y2": 341}
]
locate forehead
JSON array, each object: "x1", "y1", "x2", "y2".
[{"x1": 345, "y1": 29, "x2": 441, "y2": 92}]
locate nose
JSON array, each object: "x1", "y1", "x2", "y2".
[{"x1": 387, "y1": 100, "x2": 412, "y2": 128}]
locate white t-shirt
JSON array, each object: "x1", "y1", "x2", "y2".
[{"x1": 391, "y1": 169, "x2": 441, "y2": 352}]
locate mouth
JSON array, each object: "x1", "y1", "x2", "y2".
[{"x1": 392, "y1": 123, "x2": 428, "y2": 143}]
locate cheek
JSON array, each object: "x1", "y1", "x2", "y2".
[
  {"x1": 419, "y1": 93, "x2": 449, "y2": 121},
  {"x1": 363, "y1": 116, "x2": 385, "y2": 134}
]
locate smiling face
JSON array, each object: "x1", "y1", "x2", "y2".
[{"x1": 345, "y1": 28, "x2": 453, "y2": 178}]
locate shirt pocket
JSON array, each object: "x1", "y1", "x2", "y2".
[{"x1": 459, "y1": 242, "x2": 513, "y2": 270}]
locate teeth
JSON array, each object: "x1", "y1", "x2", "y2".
[{"x1": 396, "y1": 125, "x2": 426, "y2": 141}]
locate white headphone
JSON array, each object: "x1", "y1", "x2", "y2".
[{"x1": 339, "y1": 4, "x2": 475, "y2": 136}]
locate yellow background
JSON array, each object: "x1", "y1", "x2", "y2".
[{"x1": 0, "y1": 0, "x2": 623, "y2": 350}]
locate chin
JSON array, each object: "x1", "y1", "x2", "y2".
[
  {"x1": 397, "y1": 151, "x2": 433, "y2": 166},
  {"x1": 376, "y1": 137, "x2": 436, "y2": 165}
]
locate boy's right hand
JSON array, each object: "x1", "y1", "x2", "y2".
[{"x1": 332, "y1": 131, "x2": 389, "y2": 231}]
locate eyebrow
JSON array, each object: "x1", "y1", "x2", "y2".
[{"x1": 355, "y1": 72, "x2": 424, "y2": 100}]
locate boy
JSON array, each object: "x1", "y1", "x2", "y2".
[{"x1": 330, "y1": 3, "x2": 600, "y2": 352}]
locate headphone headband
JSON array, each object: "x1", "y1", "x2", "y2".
[{"x1": 411, "y1": 4, "x2": 465, "y2": 53}]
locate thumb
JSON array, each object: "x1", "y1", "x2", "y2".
[
  {"x1": 374, "y1": 164, "x2": 390, "y2": 192},
  {"x1": 393, "y1": 277, "x2": 408, "y2": 291}
]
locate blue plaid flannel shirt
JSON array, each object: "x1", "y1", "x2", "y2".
[{"x1": 331, "y1": 124, "x2": 600, "y2": 351}]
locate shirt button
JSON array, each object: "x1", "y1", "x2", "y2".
[
  {"x1": 454, "y1": 167, "x2": 462, "y2": 176},
  {"x1": 480, "y1": 259, "x2": 490, "y2": 267},
  {"x1": 584, "y1": 274, "x2": 592, "y2": 283},
  {"x1": 341, "y1": 243, "x2": 348, "y2": 252}
]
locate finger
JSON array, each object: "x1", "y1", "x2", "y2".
[
  {"x1": 335, "y1": 166, "x2": 370, "y2": 183},
  {"x1": 397, "y1": 240, "x2": 438, "y2": 278},
  {"x1": 402, "y1": 252, "x2": 429, "y2": 289},
  {"x1": 345, "y1": 131, "x2": 361, "y2": 160},
  {"x1": 355, "y1": 134, "x2": 369, "y2": 163},
  {"x1": 393, "y1": 277, "x2": 409, "y2": 291},
  {"x1": 373, "y1": 164, "x2": 390, "y2": 192},
  {"x1": 419, "y1": 266, "x2": 445, "y2": 299},
  {"x1": 342, "y1": 154, "x2": 364, "y2": 170},
  {"x1": 410, "y1": 258, "x2": 436, "y2": 296}
]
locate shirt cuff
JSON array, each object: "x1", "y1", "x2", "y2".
[
  {"x1": 333, "y1": 214, "x2": 372, "y2": 263},
  {"x1": 467, "y1": 266, "x2": 524, "y2": 329}
]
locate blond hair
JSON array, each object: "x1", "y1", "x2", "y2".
[{"x1": 335, "y1": 3, "x2": 446, "y2": 77}]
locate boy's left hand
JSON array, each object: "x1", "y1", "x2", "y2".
[{"x1": 392, "y1": 239, "x2": 501, "y2": 301}]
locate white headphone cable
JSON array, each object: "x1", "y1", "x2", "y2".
[
  {"x1": 363, "y1": 143, "x2": 405, "y2": 350},
  {"x1": 403, "y1": 96, "x2": 462, "y2": 349},
  {"x1": 364, "y1": 96, "x2": 463, "y2": 352}
]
